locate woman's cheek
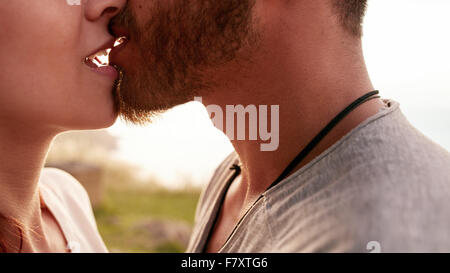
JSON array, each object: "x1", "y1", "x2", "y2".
[{"x1": 0, "y1": 0, "x2": 116, "y2": 129}]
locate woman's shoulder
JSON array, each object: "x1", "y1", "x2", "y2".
[
  {"x1": 39, "y1": 168, "x2": 91, "y2": 210},
  {"x1": 39, "y1": 168, "x2": 108, "y2": 252}
]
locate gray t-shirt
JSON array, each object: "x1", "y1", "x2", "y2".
[{"x1": 187, "y1": 100, "x2": 450, "y2": 253}]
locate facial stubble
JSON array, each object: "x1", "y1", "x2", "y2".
[{"x1": 110, "y1": 0, "x2": 257, "y2": 124}]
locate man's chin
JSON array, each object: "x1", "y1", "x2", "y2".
[
  {"x1": 112, "y1": 62, "x2": 205, "y2": 125},
  {"x1": 114, "y1": 87, "x2": 190, "y2": 125},
  {"x1": 116, "y1": 100, "x2": 165, "y2": 125}
]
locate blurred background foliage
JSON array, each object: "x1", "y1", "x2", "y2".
[{"x1": 45, "y1": 130, "x2": 201, "y2": 253}]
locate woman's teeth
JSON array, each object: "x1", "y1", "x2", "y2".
[
  {"x1": 84, "y1": 36, "x2": 128, "y2": 68},
  {"x1": 85, "y1": 49, "x2": 111, "y2": 67}
]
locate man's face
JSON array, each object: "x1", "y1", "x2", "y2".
[{"x1": 109, "y1": 0, "x2": 257, "y2": 124}]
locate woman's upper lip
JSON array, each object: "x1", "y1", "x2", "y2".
[{"x1": 86, "y1": 38, "x2": 116, "y2": 58}]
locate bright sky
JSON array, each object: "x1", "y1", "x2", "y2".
[{"x1": 108, "y1": 0, "x2": 450, "y2": 189}]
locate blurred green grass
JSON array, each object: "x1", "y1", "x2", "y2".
[{"x1": 94, "y1": 186, "x2": 200, "y2": 253}]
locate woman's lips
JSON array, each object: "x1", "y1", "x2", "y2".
[
  {"x1": 83, "y1": 37, "x2": 128, "y2": 80},
  {"x1": 87, "y1": 64, "x2": 119, "y2": 79},
  {"x1": 84, "y1": 53, "x2": 118, "y2": 79}
]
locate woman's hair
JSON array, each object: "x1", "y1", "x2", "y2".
[{"x1": 0, "y1": 213, "x2": 24, "y2": 253}]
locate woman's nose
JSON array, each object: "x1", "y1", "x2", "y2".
[{"x1": 84, "y1": 0, "x2": 127, "y2": 21}]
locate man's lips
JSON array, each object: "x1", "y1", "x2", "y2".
[
  {"x1": 110, "y1": 25, "x2": 130, "y2": 41},
  {"x1": 108, "y1": 25, "x2": 131, "y2": 66},
  {"x1": 109, "y1": 36, "x2": 129, "y2": 66}
]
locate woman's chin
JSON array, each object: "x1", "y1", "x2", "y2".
[
  {"x1": 71, "y1": 79, "x2": 120, "y2": 129},
  {"x1": 92, "y1": 112, "x2": 119, "y2": 130},
  {"x1": 84, "y1": 111, "x2": 119, "y2": 130},
  {"x1": 59, "y1": 107, "x2": 119, "y2": 131}
]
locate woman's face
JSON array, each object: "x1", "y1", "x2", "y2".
[{"x1": 0, "y1": 0, "x2": 126, "y2": 132}]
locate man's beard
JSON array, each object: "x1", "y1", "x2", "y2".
[{"x1": 110, "y1": 0, "x2": 257, "y2": 124}]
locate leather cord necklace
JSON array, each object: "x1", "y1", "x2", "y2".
[{"x1": 204, "y1": 90, "x2": 381, "y2": 252}]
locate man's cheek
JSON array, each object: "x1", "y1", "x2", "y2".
[{"x1": 132, "y1": 1, "x2": 155, "y2": 26}]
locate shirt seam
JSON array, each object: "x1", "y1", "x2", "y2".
[{"x1": 263, "y1": 196, "x2": 276, "y2": 251}]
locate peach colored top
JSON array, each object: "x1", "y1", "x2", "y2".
[{"x1": 39, "y1": 168, "x2": 108, "y2": 253}]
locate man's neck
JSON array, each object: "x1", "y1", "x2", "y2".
[{"x1": 201, "y1": 38, "x2": 384, "y2": 209}]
